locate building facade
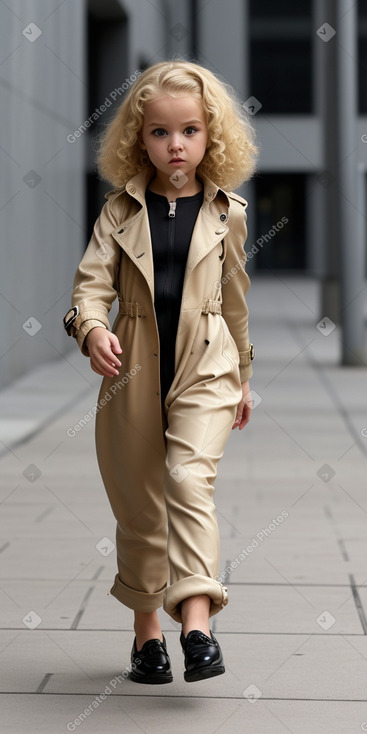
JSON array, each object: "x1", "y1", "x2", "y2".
[{"x1": 0, "y1": 0, "x2": 366, "y2": 389}]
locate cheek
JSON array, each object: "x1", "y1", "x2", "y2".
[
  {"x1": 196, "y1": 135, "x2": 208, "y2": 154},
  {"x1": 149, "y1": 141, "x2": 164, "y2": 159},
  {"x1": 148, "y1": 137, "x2": 163, "y2": 150}
]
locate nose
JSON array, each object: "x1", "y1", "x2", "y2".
[{"x1": 168, "y1": 133, "x2": 183, "y2": 151}]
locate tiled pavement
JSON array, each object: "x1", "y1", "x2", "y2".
[{"x1": 1, "y1": 277, "x2": 367, "y2": 733}]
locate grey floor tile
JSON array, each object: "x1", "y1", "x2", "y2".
[
  {"x1": 212, "y1": 583, "x2": 362, "y2": 634},
  {"x1": 1, "y1": 277, "x2": 366, "y2": 731},
  {"x1": 2, "y1": 694, "x2": 364, "y2": 734}
]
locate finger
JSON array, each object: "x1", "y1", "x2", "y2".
[
  {"x1": 92, "y1": 355, "x2": 120, "y2": 376},
  {"x1": 232, "y1": 406, "x2": 243, "y2": 429},
  {"x1": 239, "y1": 404, "x2": 251, "y2": 429},
  {"x1": 93, "y1": 366, "x2": 118, "y2": 377},
  {"x1": 93, "y1": 346, "x2": 121, "y2": 372},
  {"x1": 97, "y1": 344, "x2": 122, "y2": 365},
  {"x1": 109, "y1": 334, "x2": 123, "y2": 354},
  {"x1": 90, "y1": 364, "x2": 105, "y2": 376},
  {"x1": 91, "y1": 360, "x2": 112, "y2": 376},
  {"x1": 105, "y1": 346, "x2": 122, "y2": 366}
]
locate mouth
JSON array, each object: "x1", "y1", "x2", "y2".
[{"x1": 169, "y1": 158, "x2": 184, "y2": 163}]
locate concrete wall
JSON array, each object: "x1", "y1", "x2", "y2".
[{"x1": 0, "y1": 0, "x2": 86, "y2": 389}]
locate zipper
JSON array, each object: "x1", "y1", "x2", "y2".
[
  {"x1": 164, "y1": 202, "x2": 176, "y2": 301},
  {"x1": 168, "y1": 201, "x2": 176, "y2": 218},
  {"x1": 161, "y1": 200, "x2": 177, "y2": 368}
]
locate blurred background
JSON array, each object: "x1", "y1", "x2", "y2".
[
  {"x1": 1, "y1": 0, "x2": 366, "y2": 390},
  {"x1": 1, "y1": 3, "x2": 367, "y2": 727}
]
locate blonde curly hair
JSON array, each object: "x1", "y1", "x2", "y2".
[{"x1": 95, "y1": 58, "x2": 259, "y2": 192}]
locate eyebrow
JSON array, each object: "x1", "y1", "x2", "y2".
[{"x1": 147, "y1": 119, "x2": 203, "y2": 127}]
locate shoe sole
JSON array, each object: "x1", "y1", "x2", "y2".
[
  {"x1": 184, "y1": 664, "x2": 225, "y2": 682},
  {"x1": 129, "y1": 671, "x2": 173, "y2": 685}
]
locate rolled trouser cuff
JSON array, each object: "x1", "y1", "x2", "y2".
[
  {"x1": 109, "y1": 573, "x2": 166, "y2": 612},
  {"x1": 163, "y1": 575, "x2": 228, "y2": 623}
]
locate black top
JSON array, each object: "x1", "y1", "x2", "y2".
[{"x1": 145, "y1": 187, "x2": 204, "y2": 401}]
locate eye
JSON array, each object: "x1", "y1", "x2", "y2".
[
  {"x1": 152, "y1": 128, "x2": 167, "y2": 136},
  {"x1": 185, "y1": 126, "x2": 197, "y2": 135}
]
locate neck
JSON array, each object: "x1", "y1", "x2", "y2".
[{"x1": 148, "y1": 171, "x2": 203, "y2": 200}]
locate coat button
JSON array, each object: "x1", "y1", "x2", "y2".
[
  {"x1": 215, "y1": 228, "x2": 226, "y2": 235},
  {"x1": 129, "y1": 186, "x2": 136, "y2": 194},
  {"x1": 220, "y1": 213, "x2": 227, "y2": 221}
]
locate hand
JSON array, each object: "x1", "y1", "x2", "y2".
[
  {"x1": 232, "y1": 380, "x2": 252, "y2": 430},
  {"x1": 85, "y1": 327, "x2": 123, "y2": 377}
]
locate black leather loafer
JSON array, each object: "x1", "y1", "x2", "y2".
[
  {"x1": 180, "y1": 629, "x2": 225, "y2": 682},
  {"x1": 129, "y1": 634, "x2": 173, "y2": 684}
]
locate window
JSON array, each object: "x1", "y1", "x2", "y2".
[
  {"x1": 249, "y1": 0, "x2": 313, "y2": 114},
  {"x1": 253, "y1": 174, "x2": 306, "y2": 271}
]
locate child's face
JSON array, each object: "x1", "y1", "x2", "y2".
[{"x1": 140, "y1": 94, "x2": 208, "y2": 185}]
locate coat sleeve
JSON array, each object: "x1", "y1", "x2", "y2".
[
  {"x1": 221, "y1": 199, "x2": 254, "y2": 382},
  {"x1": 65, "y1": 196, "x2": 121, "y2": 357}
]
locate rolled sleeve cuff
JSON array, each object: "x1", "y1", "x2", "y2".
[
  {"x1": 73, "y1": 315, "x2": 110, "y2": 356},
  {"x1": 163, "y1": 575, "x2": 228, "y2": 623},
  {"x1": 239, "y1": 362, "x2": 253, "y2": 382},
  {"x1": 109, "y1": 573, "x2": 166, "y2": 612},
  {"x1": 238, "y1": 343, "x2": 255, "y2": 382}
]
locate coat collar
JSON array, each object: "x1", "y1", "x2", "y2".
[
  {"x1": 110, "y1": 167, "x2": 231, "y2": 305},
  {"x1": 121, "y1": 166, "x2": 231, "y2": 213}
]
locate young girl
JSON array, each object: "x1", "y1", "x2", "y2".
[{"x1": 63, "y1": 59, "x2": 258, "y2": 684}]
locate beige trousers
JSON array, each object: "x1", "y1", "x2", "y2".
[{"x1": 98, "y1": 372, "x2": 240, "y2": 624}]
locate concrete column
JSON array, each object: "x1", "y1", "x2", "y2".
[
  {"x1": 161, "y1": 0, "x2": 192, "y2": 60},
  {"x1": 196, "y1": 0, "x2": 256, "y2": 264},
  {"x1": 314, "y1": 0, "x2": 339, "y2": 320},
  {"x1": 305, "y1": 174, "x2": 326, "y2": 277},
  {"x1": 336, "y1": 0, "x2": 366, "y2": 365},
  {"x1": 241, "y1": 0, "x2": 257, "y2": 264}
]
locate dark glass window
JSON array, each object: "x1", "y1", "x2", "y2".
[
  {"x1": 86, "y1": 6, "x2": 128, "y2": 243},
  {"x1": 249, "y1": 0, "x2": 313, "y2": 114},
  {"x1": 253, "y1": 174, "x2": 306, "y2": 271}
]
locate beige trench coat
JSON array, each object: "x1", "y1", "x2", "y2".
[{"x1": 65, "y1": 165, "x2": 254, "y2": 622}]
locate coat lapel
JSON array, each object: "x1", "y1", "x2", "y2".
[{"x1": 111, "y1": 168, "x2": 230, "y2": 304}]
